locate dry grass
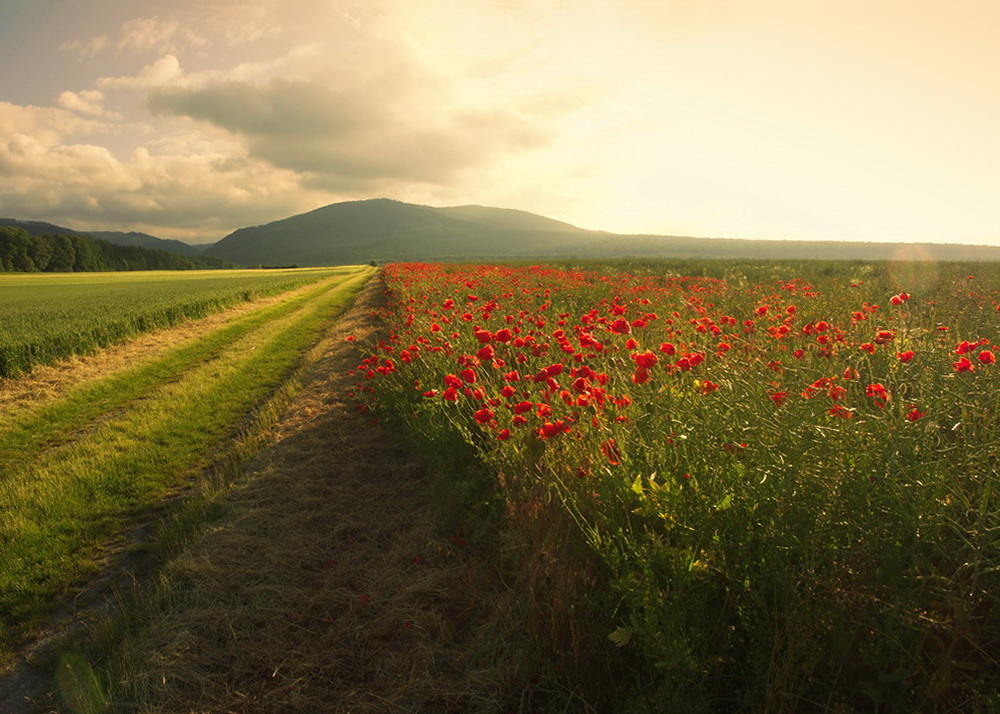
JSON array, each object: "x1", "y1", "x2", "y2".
[{"x1": 106, "y1": 280, "x2": 534, "y2": 713}]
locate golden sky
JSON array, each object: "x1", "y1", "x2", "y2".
[{"x1": 1, "y1": 0, "x2": 999, "y2": 245}]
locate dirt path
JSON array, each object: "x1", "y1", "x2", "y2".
[{"x1": 4, "y1": 278, "x2": 526, "y2": 713}]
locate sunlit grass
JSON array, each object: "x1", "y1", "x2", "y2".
[
  {"x1": 0, "y1": 267, "x2": 372, "y2": 656},
  {"x1": 0, "y1": 266, "x2": 357, "y2": 378}
]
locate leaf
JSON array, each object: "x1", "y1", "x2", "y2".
[
  {"x1": 631, "y1": 474, "x2": 644, "y2": 496},
  {"x1": 608, "y1": 626, "x2": 633, "y2": 647},
  {"x1": 715, "y1": 493, "x2": 733, "y2": 511}
]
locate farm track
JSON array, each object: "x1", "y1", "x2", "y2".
[
  {"x1": 0, "y1": 269, "x2": 373, "y2": 676},
  {"x1": 2, "y1": 274, "x2": 521, "y2": 713},
  {"x1": 92, "y1": 277, "x2": 519, "y2": 713}
]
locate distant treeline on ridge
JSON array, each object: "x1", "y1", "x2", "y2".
[{"x1": 0, "y1": 226, "x2": 227, "y2": 272}]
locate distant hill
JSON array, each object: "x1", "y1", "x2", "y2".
[
  {"x1": 203, "y1": 198, "x2": 609, "y2": 266},
  {"x1": 9, "y1": 202, "x2": 1000, "y2": 267},
  {"x1": 87, "y1": 230, "x2": 204, "y2": 257},
  {"x1": 0, "y1": 219, "x2": 203, "y2": 257},
  {"x1": 203, "y1": 198, "x2": 1000, "y2": 266}
]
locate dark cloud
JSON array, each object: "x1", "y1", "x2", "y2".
[{"x1": 146, "y1": 73, "x2": 547, "y2": 189}]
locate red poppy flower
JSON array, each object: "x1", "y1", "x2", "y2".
[
  {"x1": 610, "y1": 318, "x2": 632, "y2": 334},
  {"x1": 954, "y1": 357, "x2": 975, "y2": 372},
  {"x1": 600, "y1": 438, "x2": 622, "y2": 465},
  {"x1": 633, "y1": 350, "x2": 658, "y2": 369},
  {"x1": 538, "y1": 420, "x2": 570, "y2": 438},
  {"x1": 474, "y1": 408, "x2": 494, "y2": 424},
  {"x1": 897, "y1": 350, "x2": 915, "y2": 362},
  {"x1": 979, "y1": 350, "x2": 996, "y2": 364}
]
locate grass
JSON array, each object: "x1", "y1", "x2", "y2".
[
  {"x1": 0, "y1": 267, "x2": 373, "y2": 659},
  {"x1": 69, "y1": 277, "x2": 542, "y2": 714},
  {"x1": 0, "y1": 267, "x2": 352, "y2": 378}
]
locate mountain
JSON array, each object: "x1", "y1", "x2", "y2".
[
  {"x1": 0, "y1": 219, "x2": 202, "y2": 257},
  {"x1": 86, "y1": 231, "x2": 204, "y2": 256},
  {"x1": 203, "y1": 198, "x2": 608, "y2": 266},
  {"x1": 203, "y1": 198, "x2": 1000, "y2": 267}
]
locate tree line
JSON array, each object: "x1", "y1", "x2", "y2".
[{"x1": 0, "y1": 226, "x2": 229, "y2": 272}]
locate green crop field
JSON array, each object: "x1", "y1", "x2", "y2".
[
  {"x1": 0, "y1": 266, "x2": 373, "y2": 661},
  {"x1": 0, "y1": 267, "x2": 357, "y2": 378}
]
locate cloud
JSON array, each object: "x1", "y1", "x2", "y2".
[
  {"x1": 57, "y1": 90, "x2": 122, "y2": 120},
  {"x1": 0, "y1": 101, "x2": 330, "y2": 240},
  {"x1": 59, "y1": 34, "x2": 110, "y2": 58},
  {"x1": 117, "y1": 16, "x2": 207, "y2": 54},
  {"x1": 99, "y1": 55, "x2": 184, "y2": 89},
  {"x1": 145, "y1": 50, "x2": 549, "y2": 191}
]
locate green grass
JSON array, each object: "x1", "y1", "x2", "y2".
[
  {"x1": 0, "y1": 267, "x2": 372, "y2": 657},
  {"x1": 0, "y1": 267, "x2": 354, "y2": 378}
]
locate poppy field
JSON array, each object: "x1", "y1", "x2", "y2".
[{"x1": 355, "y1": 260, "x2": 1000, "y2": 712}]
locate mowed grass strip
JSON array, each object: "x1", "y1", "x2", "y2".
[
  {"x1": 0, "y1": 267, "x2": 373, "y2": 654},
  {"x1": 0, "y1": 271, "x2": 367, "y2": 476}
]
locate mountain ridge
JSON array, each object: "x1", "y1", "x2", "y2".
[{"x1": 8, "y1": 200, "x2": 1000, "y2": 266}]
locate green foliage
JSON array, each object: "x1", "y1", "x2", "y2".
[{"x1": 0, "y1": 226, "x2": 226, "y2": 273}]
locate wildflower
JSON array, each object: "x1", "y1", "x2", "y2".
[
  {"x1": 897, "y1": 350, "x2": 915, "y2": 363},
  {"x1": 633, "y1": 350, "x2": 658, "y2": 369},
  {"x1": 512, "y1": 401, "x2": 534, "y2": 414},
  {"x1": 610, "y1": 318, "x2": 631, "y2": 334},
  {"x1": 953, "y1": 357, "x2": 975, "y2": 372},
  {"x1": 905, "y1": 406, "x2": 925, "y2": 422},
  {"x1": 866, "y1": 383, "x2": 889, "y2": 408},
  {"x1": 600, "y1": 438, "x2": 622, "y2": 465},
  {"x1": 979, "y1": 350, "x2": 996, "y2": 364},
  {"x1": 538, "y1": 420, "x2": 570, "y2": 438}
]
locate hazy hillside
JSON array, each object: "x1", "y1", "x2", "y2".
[
  {"x1": 0, "y1": 219, "x2": 202, "y2": 257},
  {"x1": 203, "y1": 198, "x2": 1000, "y2": 267},
  {"x1": 203, "y1": 198, "x2": 602, "y2": 266},
  {"x1": 87, "y1": 231, "x2": 204, "y2": 256},
  {"x1": 10, "y1": 202, "x2": 1000, "y2": 268}
]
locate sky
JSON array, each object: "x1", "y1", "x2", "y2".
[{"x1": 1, "y1": 0, "x2": 1000, "y2": 246}]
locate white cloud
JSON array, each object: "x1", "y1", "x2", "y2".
[
  {"x1": 98, "y1": 55, "x2": 184, "y2": 89},
  {"x1": 59, "y1": 34, "x2": 110, "y2": 58},
  {"x1": 117, "y1": 16, "x2": 207, "y2": 55},
  {"x1": 57, "y1": 90, "x2": 122, "y2": 120}
]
